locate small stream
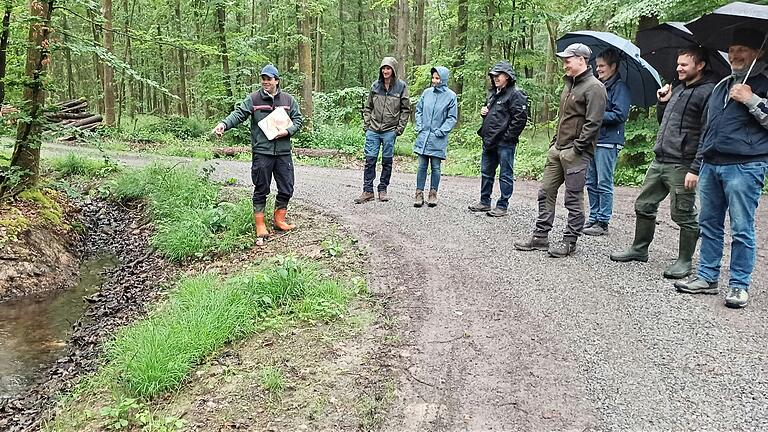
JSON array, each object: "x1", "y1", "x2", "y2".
[{"x1": 0, "y1": 254, "x2": 117, "y2": 401}]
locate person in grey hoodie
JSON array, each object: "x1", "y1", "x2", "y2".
[{"x1": 356, "y1": 57, "x2": 411, "y2": 204}]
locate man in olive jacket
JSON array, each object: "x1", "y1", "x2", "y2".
[
  {"x1": 514, "y1": 43, "x2": 607, "y2": 257},
  {"x1": 213, "y1": 64, "x2": 303, "y2": 241},
  {"x1": 356, "y1": 57, "x2": 411, "y2": 203}
]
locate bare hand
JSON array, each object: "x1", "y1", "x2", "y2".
[
  {"x1": 657, "y1": 84, "x2": 672, "y2": 102},
  {"x1": 730, "y1": 84, "x2": 754, "y2": 103},
  {"x1": 212, "y1": 122, "x2": 226, "y2": 138},
  {"x1": 274, "y1": 129, "x2": 289, "y2": 139},
  {"x1": 480, "y1": 106, "x2": 489, "y2": 116},
  {"x1": 684, "y1": 173, "x2": 699, "y2": 190}
]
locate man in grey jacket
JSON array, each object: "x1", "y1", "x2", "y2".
[
  {"x1": 355, "y1": 57, "x2": 411, "y2": 203},
  {"x1": 514, "y1": 43, "x2": 607, "y2": 257}
]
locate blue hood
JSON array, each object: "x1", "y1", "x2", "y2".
[{"x1": 431, "y1": 66, "x2": 450, "y2": 90}]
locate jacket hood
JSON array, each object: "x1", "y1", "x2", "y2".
[
  {"x1": 489, "y1": 61, "x2": 517, "y2": 89},
  {"x1": 379, "y1": 57, "x2": 399, "y2": 81},
  {"x1": 431, "y1": 66, "x2": 450, "y2": 88}
]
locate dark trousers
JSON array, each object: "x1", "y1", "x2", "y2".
[
  {"x1": 480, "y1": 145, "x2": 516, "y2": 209},
  {"x1": 534, "y1": 146, "x2": 589, "y2": 242},
  {"x1": 363, "y1": 156, "x2": 393, "y2": 192},
  {"x1": 251, "y1": 153, "x2": 294, "y2": 212}
]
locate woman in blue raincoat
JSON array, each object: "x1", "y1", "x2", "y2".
[{"x1": 413, "y1": 66, "x2": 458, "y2": 207}]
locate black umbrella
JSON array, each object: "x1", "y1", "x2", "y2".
[
  {"x1": 636, "y1": 22, "x2": 731, "y2": 83},
  {"x1": 687, "y1": 1, "x2": 768, "y2": 52},
  {"x1": 556, "y1": 31, "x2": 662, "y2": 107}
]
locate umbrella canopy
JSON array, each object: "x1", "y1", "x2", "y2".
[
  {"x1": 687, "y1": 2, "x2": 768, "y2": 52},
  {"x1": 556, "y1": 31, "x2": 662, "y2": 107},
  {"x1": 636, "y1": 22, "x2": 731, "y2": 83}
]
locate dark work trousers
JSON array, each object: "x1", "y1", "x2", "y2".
[
  {"x1": 533, "y1": 146, "x2": 590, "y2": 242},
  {"x1": 251, "y1": 153, "x2": 294, "y2": 212}
]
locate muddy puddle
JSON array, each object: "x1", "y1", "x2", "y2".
[{"x1": 0, "y1": 255, "x2": 117, "y2": 401}]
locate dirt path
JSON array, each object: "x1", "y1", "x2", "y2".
[{"x1": 45, "y1": 144, "x2": 768, "y2": 431}]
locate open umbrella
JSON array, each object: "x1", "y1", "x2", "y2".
[
  {"x1": 687, "y1": 1, "x2": 768, "y2": 53},
  {"x1": 556, "y1": 31, "x2": 662, "y2": 107},
  {"x1": 636, "y1": 22, "x2": 731, "y2": 83}
]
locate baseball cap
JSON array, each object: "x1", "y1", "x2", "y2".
[
  {"x1": 556, "y1": 43, "x2": 592, "y2": 59},
  {"x1": 260, "y1": 64, "x2": 279, "y2": 78}
]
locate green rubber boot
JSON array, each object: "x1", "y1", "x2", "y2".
[
  {"x1": 610, "y1": 216, "x2": 655, "y2": 262},
  {"x1": 663, "y1": 228, "x2": 698, "y2": 279}
]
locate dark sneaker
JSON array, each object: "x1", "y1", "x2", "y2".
[
  {"x1": 468, "y1": 202, "x2": 492, "y2": 212},
  {"x1": 583, "y1": 221, "x2": 608, "y2": 236},
  {"x1": 514, "y1": 236, "x2": 549, "y2": 251},
  {"x1": 354, "y1": 191, "x2": 375, "y2": 204},
  {"x1": 725, "y1": 287, "x2": 749, "y2": 308},
  {"x1": 674, "y1": 276, "x2": 719, "y2": 294},
  {"x1": 548, "y1": 240, "x2": 576, "y2": 258},
  {"x1": 414, "y1": 190, "x2": 424, "y2": 207},
  {"x1": 583, "y1": 220, "x2": 596, "y2": 230},
  {"x1": 378, "y1": 190, "x2": 389, "y2": 202},
  {"x1": 486, "y1": 207, "x2": 508, "y2": 217}
]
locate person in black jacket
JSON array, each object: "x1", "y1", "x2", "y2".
[
  {"x1": 674, "y1": 29, "x2": 768, "y2": 308},
  {"x1": 468, "y1": 61, "x2": 528, "y2": 217},
  {"x1": 610, "y1": 47, "x2": 715, "y2": 279}
]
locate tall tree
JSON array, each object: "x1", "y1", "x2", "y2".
[
  {"x1": 413, "y1": 0, "x2": 425, "y2": 65},
  {"x1": 102, "y1": 0, "x2": 116, "y2": 125},
  {"x1": 297, "y1": 1, "x2": 313, "y2": 119},
  {"x1": 394, "y1": 0, "x2": 408, "y2": 76},
  {"x1": 5, "y1": 0, "x2": 54, "y2": 194},
  {"x1": 215, "y1": 1, "x2": 233, "y2": 100},
  {"x1": 0, "y1": 1, "x2": 11, "y2": 106},
  {"x1": 174, "y1": 0, "x2": 189, "y2": 116}
]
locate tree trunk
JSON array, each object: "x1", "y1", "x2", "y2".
[
  {"x1": 0, "y1": 3, "x2": 12, "y2": 106},
  {"x1": 356, "y1": 0, "x2": 364, "y2": 85},
  {"x1": 484, "y1": 0, "x2": 495, "y2": 63},
  {"x1": 117, "y1": 0, "x2": 135, "y2": 128},
  {"x1": 156, "y1": 25, "x2": 168, "y2": 115},
  {"x1": 297, "y1": 1, "x2": 313, "y2": 120},
  {"x1": 102, "y1": 0, "x2": 116, "y2": 126},
  {"x1": 216, "y1": 2, "x2": 233, "y2": 100},
  {"x1": 175, "y1": 0, "x2": 189, "y2": 116},
  {"x1": 61, "y1": 15, "x2": 74, "y2": 100},
  {"x1": 451, "y1": 0, "x2": 468, "y2": 106},
  {"x1": 394, "y1": 0, "x2": 409, "y2": 77},
  {"x1": 413, "y1": 0, "x2": 425, "y2": 65},
  {"x1": 336, "y1": 0, "x2": 345, "y2": 82},
  {"x1": 88, "y1": 8, "x2": 105, "y2": 114},
  {"x1": 541, "y1": 20, "x2": 558, "y2": 123},
  {"x1": 6, "y1": 0, "x2": 54, "y2": 194},
  {"x1": 313, "y1": 14, "x2": 322, "y2": 92}
]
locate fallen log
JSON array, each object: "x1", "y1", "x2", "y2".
[
  {"x1": 78, "y1": 122, "x2": 101, "y2": 132},
  {"x1": 46, "y1": 112, "x2": 92, "y2": 120},
  {"x1": 212, "y1": 146, "x2": 249, "y2": 157},
  {"x1": 54, "y1": 98, "x2": 87, "y2": 108},
  {"x1": 60, "y1": 102, "x2": 88, "y2": 114},
  {"x1": 70, "y1": 115, "x2": 102, "y2": 128}
]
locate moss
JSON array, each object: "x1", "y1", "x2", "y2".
[
  {"x1": 17, "y1": 188, "x2": 65, "y2": 228},
  {"x1": 0, "y1": 207, "x2": 31, "y2": 244}
]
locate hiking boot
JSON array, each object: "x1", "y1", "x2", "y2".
[
  {"x1": 273, "y1": 208, "x2": 296, "y2": 231},
  {"x1": 725, "y1": 287, "x2": 749, "y2": 308},
  {"x1": 663, "y1": 228, "x2": 698, "y2": 279},
  {"x1": 354, "y1": 191, "x2": 375, "y2": 204},
  {"x1": 609, "y1": 216, "x2": 655, "y2": 262},
  {"x1": 548, "y1": 240, "x2": 577, "y2": 258},
  {"x1": 486, "y1": 207, "x2": 508, "y2": 217},
  {"x1": 378, "y1": 190, "x2": 389, "y2": 202},
  {"x1": 468, "y1": 202, "x2": 492, "y2": 212},
  {"x1": 674, "y1": 276, "x2": 719, "y2": 295},
  {"x1": 427, "y1": 189, "x2": 438, "y2": 207},
  {"x1": 514, "y1": 235, "x2": 549, "y2": 251},
  {"x1": 414, "y1": 190, "x2": 424, "y2": 207},
  {"x1": 583, "y1": 221, "x2": 608, "y2": 236},
  {"x1": 583, "y1": 220, "x2": 596, "y2": 230}
]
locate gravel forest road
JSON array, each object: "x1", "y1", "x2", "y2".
[{"x1": 47, "y1": 145, "x2": 768, "y2": 431}]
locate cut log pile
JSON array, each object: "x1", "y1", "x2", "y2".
[{"x1": 45, "y1": 98, "x2": 102, "y2": 134}]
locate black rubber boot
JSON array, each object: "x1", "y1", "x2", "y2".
[
  {"x1": 663, "y1": 228, "x2": 698, "y2": 279},
  {"x1": 609, "y1": 216, "x2": 655, "y2": 262}
]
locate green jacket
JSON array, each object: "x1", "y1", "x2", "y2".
[
  {"x1": 553, "y1": 66, "x2": 607, "y2": 156},
  {"x1": 221, "y1": 88, "x2": 303, "y2": 156},
  {"x1": 363, "y1": 57, "x2": 411, "y2": 135}
]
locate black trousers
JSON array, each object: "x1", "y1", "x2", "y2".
[{"x1": 251, "y1": 153, "x2": 294, "y2": 212}]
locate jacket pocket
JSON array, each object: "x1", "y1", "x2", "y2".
[{"x1": 674, "y1": 187, "x2": 696, "y2": 212}]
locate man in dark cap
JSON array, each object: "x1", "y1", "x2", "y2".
[
  {"x1": 468, "y1": 61, "x2": 528, "y2": 217},
  {"x1": 213, "y1": 64, "x2": 304, "y2": 244},
  {"x1": 514, "y1": 43, "x2": 607, "y2": 257},
  {"x1": 675, "y1": 28, "x2": 768, "y2": 308}
]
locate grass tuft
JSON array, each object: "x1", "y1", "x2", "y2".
[{"x1": 258, "y1": 366, "x2": 285, "y2": 395}]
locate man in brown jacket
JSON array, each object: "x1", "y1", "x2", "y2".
[
  {"x1": 355, "y1": 57, "x2": 411, "y2": 203},
  {"x1": 514, "y1": 43, "x2": 607, "y2": 257}
]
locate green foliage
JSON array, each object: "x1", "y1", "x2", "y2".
[
  {"x1": 258, "y1": 366, "x2": 285, "y2": 395},
  {"x1": 96, "y1": 397, "x2": 185, "y2": 431},
  {"x1": 616, "y1": 116, "x2": 657, "y2": 186},
  {"x1": 49, "y1": 153, "x2": 121, "y2": 178},
  {"x1": 294, "y1": 123, "x2": 363, "y2": 154},
  {"x1": 105, "y1": 258, "x2": 356, "y2": 397},
  {"x1": 143, "y1": 116, "x2": 208, "y2": 140},
  {"x1": 108, "y1": 164, "x2": 255, "y2": 260},
  {"x1": 312, "y1": 88, "x2": 368, "y2": 125}
]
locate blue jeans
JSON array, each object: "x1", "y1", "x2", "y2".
[
  {"x1": 416, "y1": 155, "x2": 442, "y2": 191},
  {"x1": 586, "y1": 145, "x2": 620, "y2": 223},
  {"x1": 363, "y1": 130, "x2": 397, "y2": 192},
  {"x1": 480, "y1": 146, "x2": 516, "y2": 209},
  {"x1": 697, "y1": 161, "x2": 768, "y2": 289}
]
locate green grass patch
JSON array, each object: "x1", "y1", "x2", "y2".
[
  {"x1": 105, "y1": 257, "x2": 358, "y2": 397},
  {"x1": 109, "y1": 164, "x2": 257, "y2": 260},
  {"x1": 259, "y1": 366, "x2": 285, "y2": 395},
  {"x1": 49, "y1": 153, "x2": 121, "y2": 178}
]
